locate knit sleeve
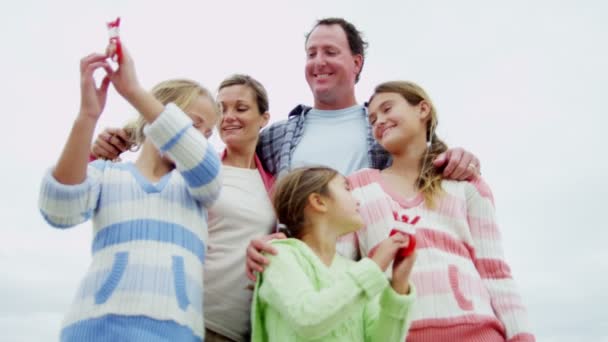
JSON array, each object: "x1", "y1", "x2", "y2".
[
  {"x1": 465, "y1": 178, "x2": 535, "y2": 341},
  {"x1": 38, "y1": 160, "x2": 105, "y2": 229},
  {"x1": 256, "y1": 244, "x2": 389, "y2": 339},
  {"x1": 363, "y1": 283, "x2": 416, "y2": 342},
  {"x1": 144, "y1": 103, "x2": 222, "y2": 207}
]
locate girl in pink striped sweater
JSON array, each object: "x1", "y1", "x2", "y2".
[{"x1": 351, "y1": 81, "x2": 534, "y2": 341}]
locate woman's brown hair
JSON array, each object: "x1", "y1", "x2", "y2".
[{"x1": 218, "y1": 74, "x2": 269, "y2": 114}]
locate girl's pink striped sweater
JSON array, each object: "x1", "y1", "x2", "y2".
[{"x1": 348, "y1": 168, "x2": 534, "y2": 342}]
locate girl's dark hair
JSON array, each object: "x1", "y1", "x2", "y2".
[{"x1": 272, "y1": 167, "x2": 338, "y2": 238}]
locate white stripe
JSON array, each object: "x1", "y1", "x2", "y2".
[
  {"x1": 409, "y1": 293, "x2": 495, "y2": 321},
  {"x1": 89, "y1": 241, "x2": 204, "y2": 273}
]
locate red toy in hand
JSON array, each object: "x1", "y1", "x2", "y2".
[
  {"x1": 390, "y1": 229, "x2": 416, "y2": 261},
  {"x1": 107, "y1": 17, "x2": 123, "y2": 63},
  {"x1": 367, "y1": 230, "x2": 416, "y2": 260}
]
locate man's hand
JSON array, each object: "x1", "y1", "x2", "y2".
[{"x1": 433, "y1": 147, "x2": 481, "y2": 181}]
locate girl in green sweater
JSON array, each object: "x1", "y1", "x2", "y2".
[{"x1": 251, "y1": 166, "x2": 416, "y2": 341}]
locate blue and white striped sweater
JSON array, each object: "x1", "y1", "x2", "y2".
[{"x1": 38, "y1": 104, "x2": 222, "y2": 341}]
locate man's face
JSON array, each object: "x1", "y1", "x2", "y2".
[{"x1": 305, "y1": 24, "x2": 362, "y2": 106}]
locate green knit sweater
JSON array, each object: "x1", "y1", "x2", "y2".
[{"x1": 251, "y1": 239, "x2": 415, "y2": 341}]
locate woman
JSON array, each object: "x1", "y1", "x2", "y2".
[{"x1": 203, "y1": 75, "x2": 278, "y2": 342}]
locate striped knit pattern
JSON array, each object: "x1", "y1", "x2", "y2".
[
  {"x1": 348, "y1": 168, "x2": 535, "y2": 342},
  {"x1": 38, "y1": 103, "x2": 222, "y2": 341}
]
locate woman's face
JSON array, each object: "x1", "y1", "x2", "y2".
[
  {"x1": 367, "y1": 92, "x2": 428, "y2": 153},
  {"x1": 217, "y1": 84, "x2": 269, "y2": 149}
]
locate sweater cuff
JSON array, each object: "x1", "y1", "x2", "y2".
[
  {"x1": 38, "y1": 169, "x2": 96, "y2": 224},
  {"x1": 144, "y1": 103, "x2": 192, "y2": 153},
  {"x1": 380, "y1": 282, "x2": 416, "y2": 318},
  {"x1": 347, "y1": 258, "x2": 388, "y2": 298}
]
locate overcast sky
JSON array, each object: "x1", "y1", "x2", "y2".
[{"x1": 1, "y1": 0, "x2": 606, "y2": 341}]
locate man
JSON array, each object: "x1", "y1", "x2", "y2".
[
  {"x1": 245, "y1": 18, "x2": 480, "y2": 276},
  {"x1": 93, "y1": 18, "x2": 479, "y2": 179},
  {"x1": 255, "y1": 18, "x2": 478, "y2": 180}
]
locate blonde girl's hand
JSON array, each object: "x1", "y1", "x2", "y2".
[
  {"x1": 391, "y1": 243, "x2": 416, "y2": 295},
  {"x1": 79, "y1": 53, "x2": 112, "y2": 120},
  {"x1": 105, "y1": 41, "x2": 144, "y2": 103},
  {"x1": 369, "y1": 234, "x2": 409, "y2": 272}
]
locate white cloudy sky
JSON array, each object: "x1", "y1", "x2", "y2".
[{"x1": 1, "y1": 0, "x2": 606, "y2": 341}]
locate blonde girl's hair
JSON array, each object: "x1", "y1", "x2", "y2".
[
  {"x1": 368, "y1": 81, "x2": 448, "y2": 208},
  {"x1": 272, "y1": 167, "x2": 339, "y2": 239},
  {"x1": 123, "y1": 79, "x2": 217, "y2": 150}
]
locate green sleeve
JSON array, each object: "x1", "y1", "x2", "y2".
[
  {"x1": 257, "y1": 246, "x2": 388, "y2": 339},
  {"x1": 364, "y1": 283, "x2": 416, "y2": 341}
]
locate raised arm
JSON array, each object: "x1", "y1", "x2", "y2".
[
  {"x1": 53, "y1": 53, "x2": 111, "y2": 185},
  {"x1": 106, "y1": 42, "x2": 221, "y2": 205},
  {"x1": 144, "y1": 104, "x2": 222, "y2": 205},
  {"x1": 39, "y1": 53, "x2": 112, "y2": 228}
]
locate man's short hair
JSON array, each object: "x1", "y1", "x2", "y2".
[{"x1": 305, "y1": 17, "x2": 369, "y2": 83}]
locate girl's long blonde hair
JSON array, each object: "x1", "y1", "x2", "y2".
[
  {"x1": 123, "y1": 79, "x2": 216, "y2": 150},
  {"x1": 369, "y1": 81, "x2": 448, "y2": 208}
]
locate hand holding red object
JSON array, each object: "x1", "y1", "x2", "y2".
[
  {"x1": 390, "y1": 229, "x2": 416, "y2": 260},
  {"x1": 368, "y1": 230, "x2": 416, "y2": 259},
  {"x1": 368, "y1": 211, "x2": 418, "y2": 261},
  {"x1": 106, "y1": 17, "x2": 123, "y2": 63}
]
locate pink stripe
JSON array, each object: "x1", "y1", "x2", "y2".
[
  {"x1": 475, "y1": 258, "x2": 512, "y2": 279},
  {"x1": 468, "y1": 216, "x2": 501, "y2": 240},
  {"x1": 358, "y1": 197, "x2": 393, "y2": 226},
  {"x1": 508, "y1": 333, "x2": 536, "y2": 342},
  {"x1": 434, "y1": 192, "x2": 467, "y2": 221},
  {"x1": 409, "y1": 315, "x2": 506, "y2": 342},
  {"x1": 492, "y1": 293, "x2": 527, "y2": 314},
  {"x1": 348, "y1": 169, "x2": 377, "y2": 188},
  {"x1": 495, "y1": 301, "x2": 528, "y2": 315},
  {"x1": 469, "y1": 178, "x2": 495, "y2": 205},
  {"x1": 417, "y1": 228, "x2": 475, "y2": 259},
  {"x1": 412, "y1": 267, "x2": 491, "y2": 301},
  {"x1": 449, "y1": 264, "x2": 474, "y2": 310},
  {"x1": 410, "y1": 270, "x2": 452, "y2": 295}
]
